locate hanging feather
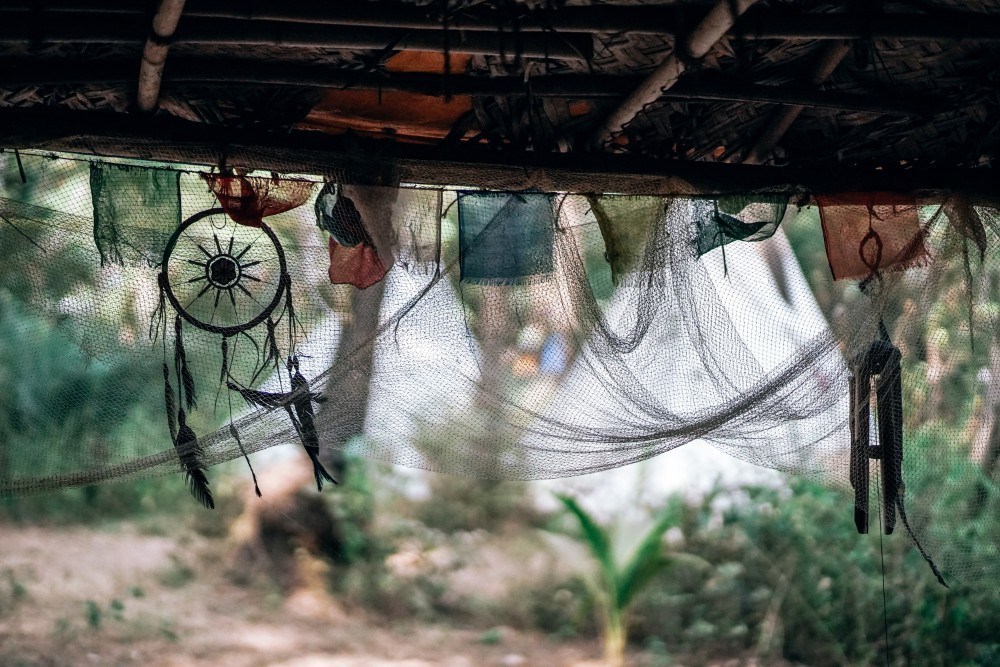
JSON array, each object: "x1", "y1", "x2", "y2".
[
  {"x1": 227, "y1": 371, "x2": 336, "y2": 491},
  {"x1": 264, "y1": 317, "x2": 281, "y2": 370},
  {"x1": 220, "y1": 336, "x2": 229, "y2": 384},
  {"x1": 226, "y1": 382, "x2": 288, "y2": 409},
  {"x1": 288, "y1": 356, "x2": 337, "y2": 491},
  {"x1": 163, "y1": 363, "x2": 177, "y2": 444},
  {"x1": 872, "y1": 336, "x2": 903, "y2": 535},
  {"x1": 175, "y1": 408, "x2": 214, "y2": 509},
  {"x1": 284, "y1": 278, "x2": 298, "y2": 350},
  {"x1": 174, "y1": 316, "x2": 197, "y2": 410}
]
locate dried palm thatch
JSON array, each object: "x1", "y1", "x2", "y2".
[{"x1": 0, "y1": 0, "x2": 998, "y2": 185}]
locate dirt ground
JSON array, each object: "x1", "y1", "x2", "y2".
[{"x1": 0, "y1": 523, "x2": 610, "y2": 667}]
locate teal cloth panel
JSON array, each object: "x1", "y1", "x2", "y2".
[
  {"x1": 693, "y1": 195, "x2": 788, "y2": 258},
  {"x1": 91, "y1": 163, "x2": 181, "y2": 267},
  {"x1": 458, "y1": 192, "x2": 554, "y2": 284}
]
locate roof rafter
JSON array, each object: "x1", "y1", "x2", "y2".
[
  {"x1": 4, "y1": 3, "x2": 1000, "y2": 41},
  {"x1": 743, "y1": 40, "x2": 852, "y2": 165},
  {"x1": 594, "y1": 0, "x2": 760, "y2": 149}
]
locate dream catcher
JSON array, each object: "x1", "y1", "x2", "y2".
[{"x1": 153, "y1": 176, "x2": 332, "y2": 508}]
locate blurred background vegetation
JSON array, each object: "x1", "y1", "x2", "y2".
[{"x1": 0, "y1": 154, "x2": 997, "y2": 666}]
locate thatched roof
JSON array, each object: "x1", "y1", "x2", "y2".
[{"x1": 2, "y1": 0, "x2": 999, "y2": 193}]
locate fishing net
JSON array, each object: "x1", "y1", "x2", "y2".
[{"x1": 0, "y1": 152, "x2": 997, "y2": 589}]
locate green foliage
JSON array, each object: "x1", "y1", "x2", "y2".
[
  {"x1": 323, "y1": 452, "x2": 379, "y2": 565},
  {"x1": 156, "y1": 554, "x2": 196, "y2": 589},
  {"x1": 621, "y1": 470, "x2": 1000, "y2": 665},
  {"x1": 558, "y1": 494, "x2": 684, "y2": 667},
  {"x1": 479, "y1": 627, "x2": 504, "y2": 645},
  {"x1": 84, "y1": 599, "x2": 101, "y2": 630}
]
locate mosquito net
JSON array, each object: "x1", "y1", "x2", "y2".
[{"x1": 0, "y1": 152, "x2": 997, "y2": 589}]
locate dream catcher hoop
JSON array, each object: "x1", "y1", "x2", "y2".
[{"x1": 159, "y1": 207, "x2": 288, "y2": 337}]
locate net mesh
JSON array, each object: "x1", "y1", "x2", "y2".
[{"x1": 0, "y1": 152, "x2": 997, "y2": 589}]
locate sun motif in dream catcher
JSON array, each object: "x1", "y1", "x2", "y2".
[
  {"x1": 160, "y1": 208, "x2": 289, "y2": 341},
  {"x1": 154, "y1": 183, "x2": 334, "y2": 509}
]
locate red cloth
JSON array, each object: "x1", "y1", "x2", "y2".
[
  {"x1": 205, "y1": 175, "x2": 315, "y2": 227},
  {"x1": 817, "y1": 192, "x2": 928, "y2": 281},
  {"x1": 328, "y1": 238, "x2": 388, "y2": 289}
]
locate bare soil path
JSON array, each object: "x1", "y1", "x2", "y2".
[{"x1": 0, "y1": 523, "x2": 606, "y2": 667}]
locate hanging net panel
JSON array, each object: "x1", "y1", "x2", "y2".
[{"x1": 0, "y1": 152, "x2": 997, "y2": 588}]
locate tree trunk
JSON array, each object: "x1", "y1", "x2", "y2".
[{"x1": 320, "y1": 183, "x2": 397, "y2": 480}]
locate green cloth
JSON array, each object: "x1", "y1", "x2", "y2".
[
  {"x1": 588, "y1": 195, "x2": 666, "y2": 285},
  {"x1": 90, "y1": 163, "x2": 181, "y2": 267},
  {"x1": 459, "y1": 192, "x2": 554, "y2": 284},
  {"x1": 693, "y1": 195, "x2": 788, "y2": 258}
]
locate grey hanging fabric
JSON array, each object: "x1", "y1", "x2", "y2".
[
  {"x1": 90, "y1": 163, "x2": 181, "y2": 267},
  {"x1": 693, "y1": 195, "x2": 788, "y2": 258},
  {"x1": 459, "y1": 192, "x2": 554, "y2": 284}
]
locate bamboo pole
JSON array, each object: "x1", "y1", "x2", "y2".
[
  {"x1": 0, "y1": 16, "x2": 591, "y2": 60},
  {"x1": 742, "y1": 40, "x2": 852, "y2": 165},
  {"x1": 137, "y1": 0, "x2": 186, "y2": 113},
  {"x1": 4, "y1": 3, "x2": 1000, "y2": 41},
  {"x1": 593, "y1": 0, "x2": 760, "y2": 149},
  {"x1": 0, "y1": 59, "x2": 921, "y2": 116}
]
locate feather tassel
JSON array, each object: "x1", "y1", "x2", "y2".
[
  {"x1": 264, "y1": 317, "x2": 281, "y2": 370},
  {"x1": 220, "y1": 336, "x2": 229, "y2": 384},
  {"x1": 175, "y1": 408, "x2": 214, "y2": 509},
  {"x1": 288, "y1": 356, "x2": 338, "y2": 491},
  {"x1": 284, "y1": 279, "x2": 298, "y2": 351},
  {"x1": 226, "y1": 382, "x2": 288, "y2": 409},
  {"x1": 163, "y1": 363, "x2": 177, "y2": 444},
  {"x1": 174, "y1": 316, "x2": 197, "y2": 409}
]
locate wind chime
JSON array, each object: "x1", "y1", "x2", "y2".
[
  {"x1": 848, "y1": 323, "x2": 903, "y2": 535},
  {"x1": 153, "y1": 174, "x2": 334, "y2": 508},
  {"x1": 842, "y1": 199, "x2": 947, "y2": 586}
]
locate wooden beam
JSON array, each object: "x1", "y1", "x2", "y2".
[
  {"x1": 0, "y1": 14, "x2": 592, "y2": 60},
  {"x1": 137, "y1": 0, "x2": 186, "y2": 113},
  {"x1": 743, "y1": 40, "x2": 852, "y2": 165},
  {"x1": 594, "y1": 0, "x2": 759, "y2": 149},
  {"x1": 0, "y1": 59, "x2": 923, "y2": 116},
  {"x1": 4, "y1": 3, "x2": 1000, "y2": 41},
  {"x1": 1, "y1": 107, "x2": 995, "y2": 200}
]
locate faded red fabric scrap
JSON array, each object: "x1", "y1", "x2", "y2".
[
  {"x1": 205, "y1": 175, "x2": 315, "y2": 227},
  {"x1": 817, "y1": 192, "x2": 928, "y2": 281},
  {"x1": 328, "y1": 238, "x2": 388, "y2": 289}
]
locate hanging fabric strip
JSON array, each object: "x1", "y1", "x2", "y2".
[
  {"x1": 90, "y1": 163, "x2": 180, "y2": 267},
  {"x1": 693, "y1": 194, "x2": 789, "y2": 258},
  {"x1": 458, "y1": 191, "x2": 554, "y2": 285},
  {"x1": 316, "y1": 182, "x2": 395, "y2": 289},
  {"x1": 817, "y1": 192, "x2": 927, "y2": 281},
  {"x1": 328, "y1": 239, "x2": 388, "y2": 289},
  {"x1": 205, "y1": 175, "x2": 315, "y2": 227},
  {"x1": 588, "y1": 195, "x2": 665, "y2": 286}
]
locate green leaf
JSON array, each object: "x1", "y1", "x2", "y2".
[
  {"x1": 557, "y1": 494, "x2": 616, "y2": 589},
  {"x1": 615, "y1": 507, "x2": 678, "y2": 609}
]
